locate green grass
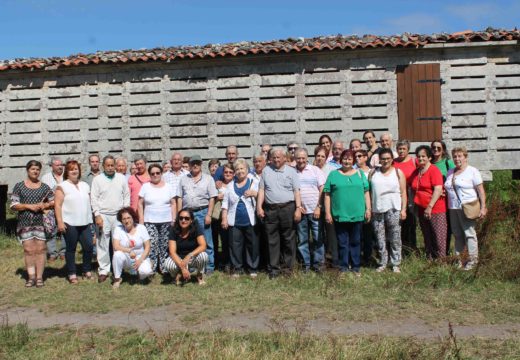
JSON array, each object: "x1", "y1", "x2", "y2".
[{"x1": 1, "y1": 322, "x2": 520, "y2": 360}]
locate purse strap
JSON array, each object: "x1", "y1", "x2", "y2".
[{"x1": 451, "y1": 172, "x2": 463, "y2": 205}]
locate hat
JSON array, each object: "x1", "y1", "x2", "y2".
[{"x1": 189, "y1": 155, "x2": 202, "y2": 164}]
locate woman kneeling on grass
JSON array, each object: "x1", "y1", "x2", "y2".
[
  {"x1": 11, "y1": 160, "x2": 54, "y2": 288},
  {"x1": 163, "y1": 209, "x2": 208, "y2": 285},
  {"x1": 112, "y1": 207, "x2": 154, "y2": 289},
  {"x1": 444, "y1": 146, "x2": 487, "y2": 270}
]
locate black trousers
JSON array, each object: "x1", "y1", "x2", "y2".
[
  {"x1": 263, "y1": 202, "x2": 297, "y2": 274},
  {"x1": 229, "y1": 225, "x2": 259, "y2": 272}
]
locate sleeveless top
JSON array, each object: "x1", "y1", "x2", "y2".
[{"x1": 370, "y1": 168, "x2": 401, "y2": 213}]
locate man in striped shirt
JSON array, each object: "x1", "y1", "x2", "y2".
[{"x1": 295, "y1": 148, "x2": 325, "y2": 272}]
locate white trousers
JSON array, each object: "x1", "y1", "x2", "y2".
[
  {"x1": 112, "y1": 250, "x2": 153, "y2": 280},
  {"x1": 96, "y1": 214, "x2": 117, "y2": 276}
]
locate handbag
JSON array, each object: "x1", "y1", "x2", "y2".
[
  {"x1": 42, "y1": 209, "x2": 57, "y2": 238},
  {"x1": 451, "y1": 174, "x2": 481, "y2": 220},
  {"x1": 211, "y1": 200, "x2": 222, "y2": 220}
]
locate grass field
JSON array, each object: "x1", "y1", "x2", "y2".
[{"x1": 1, "y1": 170, "x2": 519, "y2": 359}]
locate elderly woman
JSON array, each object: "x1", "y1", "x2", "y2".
[
  {"x1": 393, "y1": 139, "x2": 417, "y2": 251},
  {"x1": 10, "y1": 160, "x2": 55, "y2": 288},
  {"x1": 112, "y1": 207, "x2": 153, "y2": 288},
  {"x1": 314, "y1": 146, "x2": 331, "y2": 178},
  {"x1": 213, "y1": 163, "x2": 234, "y2": 271},
  {"x1": 138, "y1": 163, "x2": 177, "y2": 274},
  {"x1": 163, "y1": 209, "x2": 208, "y2": 285},
  {"x1": 324, "y1": 150, "x2": 371, "y2": 275},
  {"x1": 221, "y1": 158, "x2": 259, "y2": 277},
  {"x1": 54, "y1": 160, "x2": 94, "y2": 284},
  {"x1": 408, "y1": 145, "x2": 447, "y2": 259},
  {"x1": 445, "y1": 147, "x2": 487, "y2": 270},
  {"x1": 369, "y1": 149, "x2": 407, "y2": 273}
]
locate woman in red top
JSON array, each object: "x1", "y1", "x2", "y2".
[
  {"x1": 393, "y1": 139, "x2": 417, "y2": 252},
  {"x1": 408, "y1": 145, "x2": 447, "y2": 259}
]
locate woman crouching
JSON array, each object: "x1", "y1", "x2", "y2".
[
  {"x1": 163, "y1": 209, "x2": 208, "y2": 285},
  {"x1": 112, "y1": 207, "x2": 153, "y2": 288}
]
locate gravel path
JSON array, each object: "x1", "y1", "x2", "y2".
[{"x1": 2, "y1": 306, "x2": 520, "y2": 339}]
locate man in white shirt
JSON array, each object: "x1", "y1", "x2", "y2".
[
  {"x1": 91, "y1": 155, "x2": 130, "y2": 282},
  {"x1": 42, "y1": 157, "x2": 65, "y2": 261},
  {"x1": 162, "y1": 152, "x2": 189, "y2": 196}
]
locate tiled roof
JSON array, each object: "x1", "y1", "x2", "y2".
[{"x1": 1, "y1": 28, "x2": 518, "y2": 72}]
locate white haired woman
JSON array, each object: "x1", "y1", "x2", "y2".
[{"x1": 444, "y1": 147, "x2": 487, "y2": 270}]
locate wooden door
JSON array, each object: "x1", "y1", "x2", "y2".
[{"x1": 397, "y1": 63, "x2": 442, "y2": 141}]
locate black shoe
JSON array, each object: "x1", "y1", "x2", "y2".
[{"x1": 268, "y1": 272, "x2": 279, "y2": 280}]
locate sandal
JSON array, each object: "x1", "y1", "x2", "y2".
[
  {"x1": 83, "y1": 272, "x2": 93, "y2": 280},
  {"x1": 25, "y1": 278, "x2": 36, "y2": 288},
  {"x1": 35, "y1": 278, "x2": 44, "y2": 288},
  {"x1": 197, "y1": 275, "x2": 206, "y2": 286},
  {"x1": 68, "y1": 275, "x2": 79, "y2": 285}
]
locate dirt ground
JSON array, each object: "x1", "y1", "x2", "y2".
[{"x1": 2, "y1": 305, "x2": 519, "y2": 339}]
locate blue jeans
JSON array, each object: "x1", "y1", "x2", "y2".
[
  {"x1": 297, "y1": 214, "x2": 324, "y2": 269},
  {"x1": 63, "y1": 224, "x2": 93, "y2": 275},
  {"x1": 47, "y1": 233, "x2": 66, "y2": 257},
  {"x1": 334, "y1": 221, "x2": 363, "y2": 272},
  {"x1": 193, "y1": 208, "x2": 214, "y2": 272}
]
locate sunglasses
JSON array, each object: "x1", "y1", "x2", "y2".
[
  {"x1": 432, "y1": 146, "x2": 442, "y2": 150},
  {"x1": 355, "y1": 155, "x2": 364, "y2": 158},
  {"x1": 150, "y1": 172, "x2": 162, "y2": 176},
  {"x1": 288, "y1": 147, "x2": 298, "y2": 151},
  {"x1": 179, "y1": 216, "x2": 191, "y2": 222}
]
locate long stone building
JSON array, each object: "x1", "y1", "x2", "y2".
[{"x1": 0, "y1": 29, "x2": 519, "y2": 189}]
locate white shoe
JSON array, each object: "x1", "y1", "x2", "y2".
[
  {"x1": 376, "y1": 266, "x2": 386, "y2": 273},
  {"x1": 392, "y1": 266, "x2": 401, "y2": 273},
  {"x1": 249, "y1": 272, "x2": 258, "y2": 278}
]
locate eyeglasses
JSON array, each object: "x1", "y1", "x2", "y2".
[
  {"x1": 179, "y1": 216, "x2": 191, "y2": 222},
  {"x1": 355, "y1": 155, "x2": 364, "y2": 158},
  {"x1": 150, "y1": 172, "x2": 161, "y2": 176},
  {"x1": 288, "y1": 147, "x2": 298, "y2": 151}
]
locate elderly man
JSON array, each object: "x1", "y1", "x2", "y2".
[
  {"x1": 82, "y1": 154, "x2": 101, "y2": 187},
  {"x1": 213, "y1": 145, "x2": 239, "y2": 184},
  {"x1": 91, "y1": 155, "x2": 130, "y2": 282},
  {"x1": 295, "y1": 148, "x2": 325, "y2": 272},
  {"x1": 250, "y1": 153, "x2": 267, "y2": 182},
  {"x1": 327, "y1": 140, "x2": 344, "y2": 170},
  {"x1": 177, "y1": 155, "x2": 218, "y2": 273},
  {"x1": 128, "y1": 154, "x2": 150, "y2": 212},
  {"x1": 257, "y1": 148, "x2": 302, "y2": 278},
  {"x1": 115, "y1": 157, "x2": 130, "y2": 181},
  {"x1": 163, "y1": 152, "x2": 189, "y2": 195},
  {"x1": 369, "y1": 133, "x2": 398, "y2": 168},
  {"x1": 42, "y1": 156, "x2": 65, "y2": 261}
]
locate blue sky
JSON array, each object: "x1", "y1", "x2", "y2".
[{"x1": 0, "y1": 0, "x2": 518, "y2": 60}]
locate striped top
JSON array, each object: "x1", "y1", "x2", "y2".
[{"x1": 296, "y1": 164, "x2": 325, "y2": 214}]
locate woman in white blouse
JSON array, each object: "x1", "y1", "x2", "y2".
[
  {"x1": 54, "y1": 160, "x2": 94, "y2": 284},
  {"x1": 138, "y1": 163, "x2": 177, "y2": 274},
  {"x1": 221, "y1": 159, "x2": 259, "y2": 277},
  {"x1": 444, "y1": 147, "x2": 487, "y2": 270},
  {"x1": 112, "y1": 207, "x2": 153, "y2": 288}
]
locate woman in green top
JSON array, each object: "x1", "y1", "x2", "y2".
[
  {"x1": 431, "y1": 139, "x2": 455, "y2": 255},
  {"x1": 324, "y1": 149, "x2": 371, "y2": 275},
  {"x1": 431, "y1": 140, "x2": 455, "y2": 180}
]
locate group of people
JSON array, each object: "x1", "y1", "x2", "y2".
[{"x1": 10, "y1": 130, "x2": 488, "y2": 288}]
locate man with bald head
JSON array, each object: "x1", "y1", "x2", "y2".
[
  {"x1": 327, "y1": 140, "x2": 344, "y2": 170},
  {"x1": 257, "y1": 148, "x2": 302, "y2": 278},
  {"x1": 163, "y1": 152, "x2": 189, "y2": 195},
  {"x1": 370, "y1": 133, "x2": 398, "y2": 167}
]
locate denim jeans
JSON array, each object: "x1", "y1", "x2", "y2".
[
  {"x1": 64, "y1": 224, "x2": 93, "y2": 275},
  {"x1": 47, "y1": 233, "x2": 66, "y2": 257},
  {"x1": 297, "y1": 214, "x2": 324, "y2": 270},
  {"x1": 193, "y1": 208, "x2": 214, "y2": 272},
  {"x1": 334, "y1": 221, "x2": 363, "y2": 272}
]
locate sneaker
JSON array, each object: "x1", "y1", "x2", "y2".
[
  {"x1": 463, "y1": 263, "x2": 475, "y2": 271},
  {"x1": 376, "y1": 266, "x2": 386, "y2": 273},
  {"x1": 392, "y1": 266, "x2": 401, "y2": 273},
  {"x1": 249, "y1": 272, "x2": 258, "y2": 278}
]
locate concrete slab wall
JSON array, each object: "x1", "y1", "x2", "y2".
[{"x1": 0, "y1": 44, "x2": 519, "y2": 188}]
